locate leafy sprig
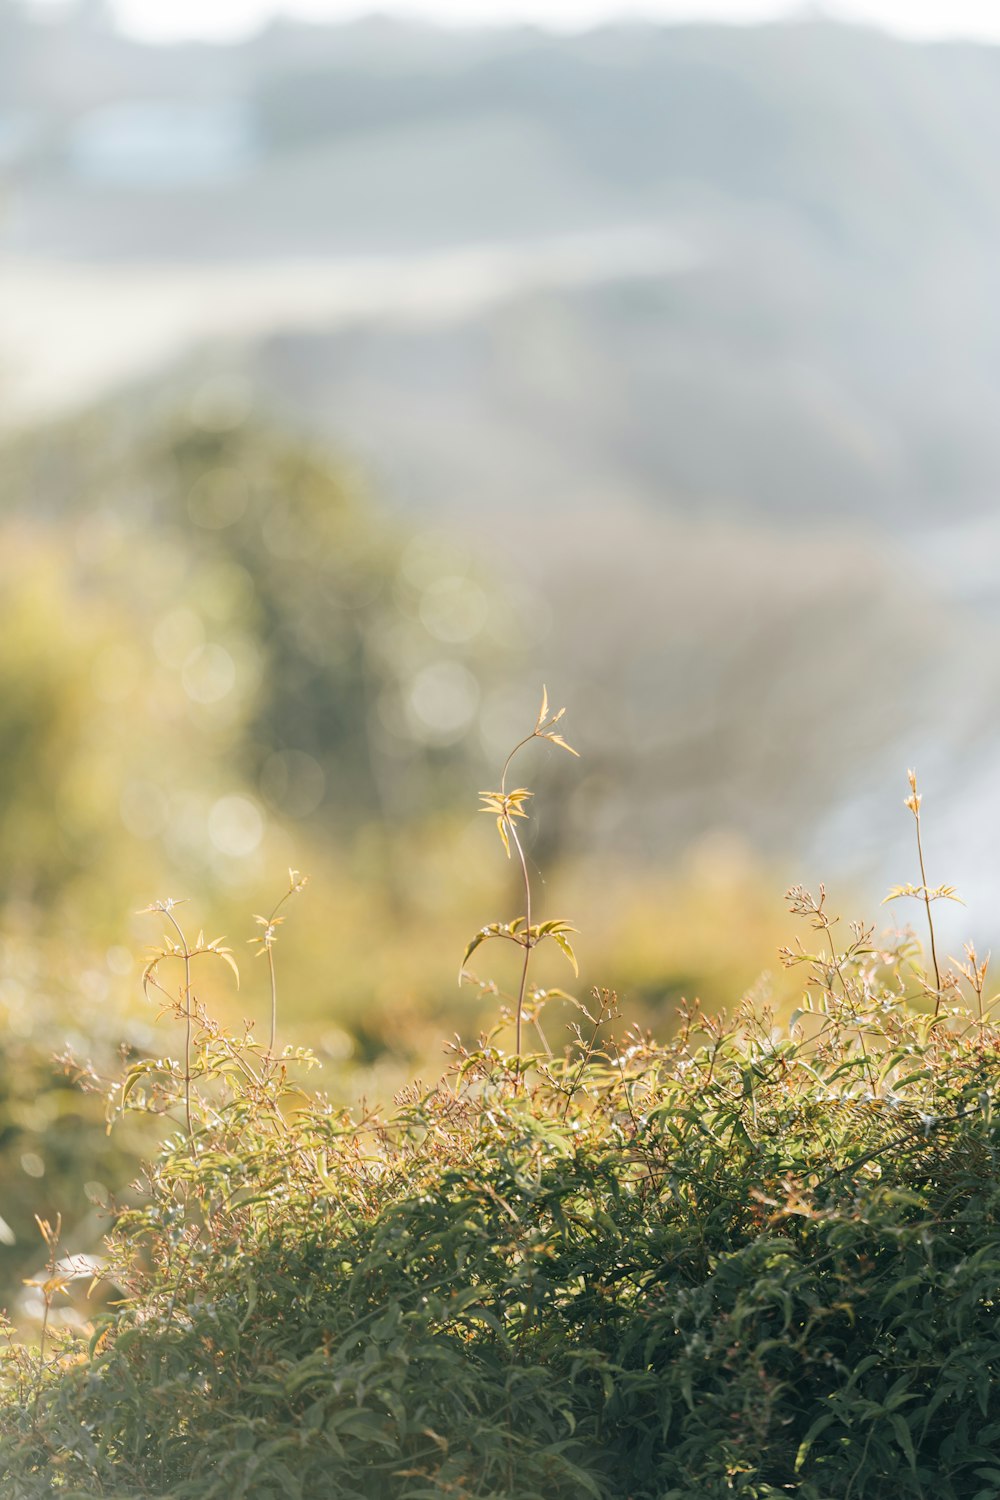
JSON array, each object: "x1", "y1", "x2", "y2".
[{"x1": 463, "y1": 688, "x2": 580, "y2": 1069}]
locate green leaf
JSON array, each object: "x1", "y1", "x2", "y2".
[
  {"x1": 891, "y1": 1413, "x2": 916, "y2": 1469},
  {"x1": 459, "y1": 929, "x2": 490, "y2": 980},
  {"x1": 795, "y1": 1412, "x2": 837, "y2": 1472},
  {"x1": 845, "y1": 1353, "x2": 882, "y2": 1390},
  {"x1": 328, "y1": 1409, "x2": 395, "y2": 1447},
  {"x1": 879, "y1": 1276, "x2": 924, "y2": 1311},
  {"x1": 121, "y1": 1062, "x2": 154, "y2": 1107},
  {"x1": 552, "y1": 931, "x2": 579, "y2": 975}
]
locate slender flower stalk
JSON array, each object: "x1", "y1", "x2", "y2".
[
  {"x1": 461, "y1": 689, "x2": 579, "y2": 1082},
  {"x1": 250, "y1": 869, "x2": 309, "y2": 1059},
  {"x1": 160, "y1": 903, "x2": 195, "y2": 1140},
  {"x1": 883, "y1": 771, "x2": 962, "y2": 1019},
  {"x1": 139, "y1": 898, "x2": 240, "y2": 1146},
  {"x1": 906, "y1": 772, "x2": 942, "y2": 1009}
]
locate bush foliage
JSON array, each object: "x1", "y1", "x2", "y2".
[{"x1": 3, "y1": 740, "x2": 1000, "y2": 1498}]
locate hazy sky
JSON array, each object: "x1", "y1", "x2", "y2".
[{"x1": 56, "y1": 0, "x2": 1000, "y2": 46}]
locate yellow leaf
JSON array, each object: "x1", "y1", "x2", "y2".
[
  {"x1": 546, "y1": 733, "x2": 580, "y2": 757},
  {"x1": 215, "y1": 948, "x2": 241, "y2": 987}
]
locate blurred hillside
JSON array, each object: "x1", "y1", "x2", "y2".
[
  {"x1": 7, "y1": 7, "x2": 1000, "y2": 523},
  {"x1": 3, "y1": 6, "x2": 1000, "y2": 895}
]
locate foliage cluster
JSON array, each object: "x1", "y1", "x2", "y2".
[
  {"x1": 0, "y1": 404, "x2": 512, "y2": 1316},
  {"x1": 0, "y1": 409, "x2": 804, "y2": 1323},
  {"x1": 0, "y1": 932, "x2": 157, "y2": 1329},
  {"x1": 3, "y1": 734, "x2": 1000, "y2": 1498}
]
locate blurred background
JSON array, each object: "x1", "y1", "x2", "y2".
[{"x1": 3, "y1": 0, "x2": 1000, "y2": 1316}]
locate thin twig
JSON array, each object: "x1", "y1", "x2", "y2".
[
  {"x1": 161, "y1": 907, "x2": 194, "y2": 1141},
  {"x1": 914, "y1": 804, "x2": 943, "y2": 1010},
  {"x1": 505, "y1": 815, "x2": 533, "y2": 1067}
]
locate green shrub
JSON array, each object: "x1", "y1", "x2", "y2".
[{"x1": 3, "y1": 738, "x2": 1000, "y2": 1498}]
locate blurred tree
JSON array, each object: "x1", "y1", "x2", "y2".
[{"x1": 0, "y1": 401, "x2": 517, "y2": 927}]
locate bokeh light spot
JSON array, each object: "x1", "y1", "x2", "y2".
[
  {"x1": 419, "y1": 576, "x2": 488, "y2": 643},
  {"x1": 208, "y1": 795, "x2": 263, "y2": 857},
  {"x1": 181, "y1": 643, "x2": 236, "y2": 704},
  {"x1": 407, "y1": 661, "x2": 479, "y2": 744},
  {"x1": 153, "y1": 607, "x2": 204, "y2": 669},
  {"x1": 187, "y1": 465, "x2": 250, "y2": 530},
  {"x1": 105, "y1": 946, "x2": 134, "y2": 976},
  {"x1": 399, "y1": 531, "x2": 470, "y2": 590}
]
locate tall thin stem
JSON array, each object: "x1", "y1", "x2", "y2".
[
  {"x1": 163, "y1": 908, "x2": 194, "y2": 1140},
  {"x1": 32, "y1": 1215, "x2": 61, "y2": 1419},
  {"x1": 913, "y1": 802, "x2": 942, "y2": 1012},
  {"x1": 254, "y1": 874, "x2": 306, "y2": 1059},
  {"x1": 267, "y1": 944, "x2": 278, "y2": 1056},
  {"x1": 505, "y1": 814, "x2": 533, "y2": 1066},
  {"x1": 471, "y1": 692, "x2": 578, "y2": 1081},
  {"x1": 499, "y1": 733, "x2": 535, "y2": 799},
  {"x1": 499, "y1": 730, "x2": 539, "y2": 1076}
]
